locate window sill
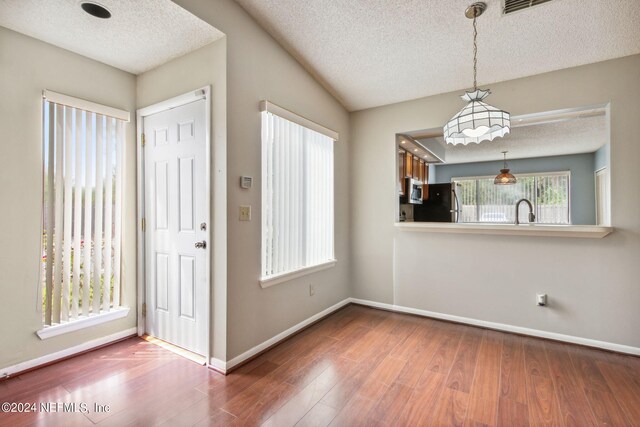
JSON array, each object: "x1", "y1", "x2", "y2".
[
  {"x1": 36, "y1": 307, "x2": 130, "y2": 340},
  {"x1": 260, "y1": 260, "x2": 337, "y2": 288},
  {"x1": 395, "y1": 222, "x2": 613, "y2": 238}
]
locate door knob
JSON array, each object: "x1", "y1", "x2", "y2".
[{"x1": 195, "y1": 240, "x2": 207, "y2": 249}]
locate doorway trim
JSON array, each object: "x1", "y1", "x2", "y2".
[{"x1": 136, "y1": 86, "x2": 211, "y2": 364}]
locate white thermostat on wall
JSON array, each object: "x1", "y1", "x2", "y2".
[{"x1": 240, "y1": 176, "x2": 253, "y2": 189}]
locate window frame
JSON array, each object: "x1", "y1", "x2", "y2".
[
  {"x1": 259, "y1": 102, "x2": 338, "y2": 287},
  {"x1": 37, "y1": 90, "x2": 130, "y2": 339},
  {"x1": 451, "y1": 170, "x2": 572, "y2": 225}
]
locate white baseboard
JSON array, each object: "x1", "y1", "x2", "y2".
[
  {"x1": 1, "y1": 327, "x2": 138, "y2": 378},
  {"x1": 208, "y1": 357, "x2": 226, "y2": 374},
  {"x1": 16, "y1": 297, "x2": 638, "y2": 379},
  {"x1": 3, "y1": 297, "x2": 634, "y2": 380},
  {"x1": 210, "y1": 298, "x2": 352, "y2": 374},
  {"x1": 349, "y1": 298, "x2": 640, "y2": 356}
]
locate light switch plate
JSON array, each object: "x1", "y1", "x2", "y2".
[{"x1": 239, "y1": 205, "x2": 251, "y2": 221}]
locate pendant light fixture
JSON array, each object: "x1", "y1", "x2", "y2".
[
  {"x1": 494, "y1": 151, "x2": 517, "y2": 185},
  {"x1": 444, "y1": 2, "x2": 510, "y2": 145}
]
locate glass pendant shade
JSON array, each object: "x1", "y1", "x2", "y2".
[
  {"x1": 444, "y1": 89, "x2": 511, "y2": 145},
  {"x1": 494, "y1": 151, "x2": 516, "y2": 185},
  {"x1": 494, "y1": 168, "x2": 517, "y2": 185}
]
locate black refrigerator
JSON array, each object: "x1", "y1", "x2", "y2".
[{"x1": 413, "y1": 183, "x2": 453, "y2": 222}]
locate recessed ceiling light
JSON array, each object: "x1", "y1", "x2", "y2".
[
  {"x1": 414, "y1": 148, "x2": 418, "y2": 152},
  {"x1": 81, "y1": 2, "x2": 112, "y2": 19},
  {"x1": 401, "y1": 140, "x2": 406, "y2": 144}
]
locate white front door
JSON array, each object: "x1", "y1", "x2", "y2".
[{"x1": 143, "y1": 98, "x2": 208, "y2": 355}]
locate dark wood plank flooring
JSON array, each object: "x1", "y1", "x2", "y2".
[{"x1": 2, "y1": 305, "x2": 640, "y2": 426}]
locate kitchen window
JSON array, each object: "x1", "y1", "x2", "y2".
[
  {"x1": 39, "y1": 91, "x2": 129, "y2": 337},
  {"x1": 453, "y1": 171, "x2": 570, "y2": 224},
  {"x1": 260, "y1": 102, "x2": 337, "y2": 287}
]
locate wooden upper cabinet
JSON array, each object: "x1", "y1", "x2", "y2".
[
  {"x1": 405, "y1": 151, "x2": 413, "y2": 178},
  {"x1": 422, "y1": 161, "x2": 428, "y2": 183},
  {"x1": 399, "y1": 145, "x2": 430, "y2": 197},
  {"x1": 417, "y1": 159, "x2": 425, "y2": 182}
]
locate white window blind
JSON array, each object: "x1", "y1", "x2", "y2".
[
  {"x1": 453, "y1": 172, "x2": 570, "y2": 224},
  {"x1": 41, "y1": 96, "x2": 126, "y2": 326},
  {"x1": 261, "y1": 110, "x2": 335, "y2": 280}
]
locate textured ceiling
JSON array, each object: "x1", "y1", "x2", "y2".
[
  {"x1": 0, "y1": 0, "x2": 224, "y2": 74},
  {"x1": 415, "y1": 114, "x2": 607, "y2": 165},
  {"x1": 234, "y1": 0, "x2": 640, "y2": 111}
]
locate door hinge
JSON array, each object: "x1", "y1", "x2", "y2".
[
  {"x1": 141, "y1": 303, "x2": 147, "y2": 316},
  {"x1": 141, "y1": 133, "x2": 146, "y2": 147},
  {"x1": 141, "y1": 217, "x2": 146, "y2": 232}
]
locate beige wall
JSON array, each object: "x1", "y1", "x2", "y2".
[
  {"x1": 1, "y1": 0, "x2": 351, "y2": 368},
  {"x1": 6, "y1": 0, "x2": 634, "y2": 371},
  {"x1": 350, "y1": 55, "x2": 640, "y2": 348},
  {"x1": 0, "y1": 27, "x2": 137, "y2": 369},
  {"x1": 136, "y1": 39, "x2": 228, "y2": 361},
  {"x1": 174, "y1": 0, "x2": 351, "y2": 360}
]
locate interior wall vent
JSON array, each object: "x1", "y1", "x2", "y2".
[{"x1": 503, "y1": 0, "x2": 553, "y2": 14}]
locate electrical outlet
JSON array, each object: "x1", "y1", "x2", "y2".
[
  {"x1": 309, "y1": 284, "x2": 315, "y2": 296},
  {"x1": 239, "y1": 205, "x2": 251, "y2": 221}
]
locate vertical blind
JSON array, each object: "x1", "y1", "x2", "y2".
[
  {"x1": 41, "y1": 100, "x2": 125, "y2": 326},
  {"x1": 261, "y1": 111, "x2": 335, "y2": 279},
  {"x1": 453, "y1": 172, "x2": 570, "y2": 224}
]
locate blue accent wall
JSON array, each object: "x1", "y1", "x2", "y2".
[
  {"x1": 432, "y1": 153, "x2": 597, "y2": 224},
  {"x1": 594, "y1": 143, "x2": 609, "y2": 171}
]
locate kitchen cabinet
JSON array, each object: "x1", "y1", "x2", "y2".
[
  {"x1": 423, "y1": 164, "x2": 430, "y2": 200},
  {"x1": 398, "y1": 150, "x2": 406, "y2": 195},
  {"x1": 405, "y1": 151, "x2": 413, "y2": 177},
  {"x1": 399, "y1": 148, "x2": 429, "y2": 197},
  {"x1": 414, "y1": 159, "x2": 424, "y2": 182}
]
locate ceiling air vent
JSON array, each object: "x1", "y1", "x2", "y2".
[{"x1": 503, "y1": 0, "x2": 553, "y2": 14}]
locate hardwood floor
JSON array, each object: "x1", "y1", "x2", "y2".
[{"x1": 2, "y1": 305, "x2": 640, "y2": 426}]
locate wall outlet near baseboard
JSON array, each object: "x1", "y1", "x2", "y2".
[{"x1": 309, "y1": 284, "x2": 315, "y2": 296}]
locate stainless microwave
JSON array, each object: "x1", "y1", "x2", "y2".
[{"x1": 406, "y1": 178, "x2": 423, "y2": 204}]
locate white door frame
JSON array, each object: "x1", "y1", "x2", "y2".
[
  {"x1": 594, "y1": 166, "x2": 610, "y2": 226},
  {"x1": 136, "y1": 86, "x2": 211, "y2": 363}
]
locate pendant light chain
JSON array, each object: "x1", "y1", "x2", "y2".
[
  {"x1": 443, "y1": 3, "x2": 511, "y2": 146},
  {"x1": 472, "y1": 15, "x2": 478, "y2": 91}
]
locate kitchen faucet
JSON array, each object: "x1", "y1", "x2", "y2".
[{"x1": 515, "y1": 198, "x2": 535, "y2": 225}]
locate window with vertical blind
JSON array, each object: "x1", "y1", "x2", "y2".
[
  {"x1": 260, "y1": 105, "x2": 336, "y2": 285},
  {"x1": 40, "y1": 91, "x2": 128, "y2": 329},
  {"x1": 453, "y1": 171, "x2": 570, "y2": 224}
]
